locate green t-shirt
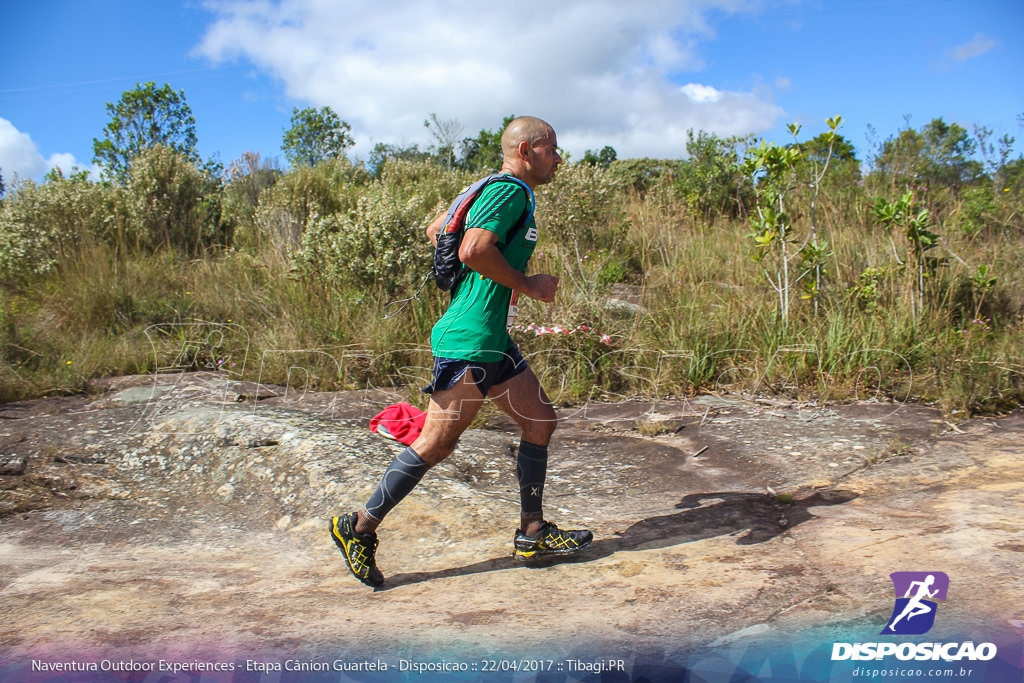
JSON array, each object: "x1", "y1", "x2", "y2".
[{"x1": 430, "y1": 177, "x2": 537, "y2": 361}]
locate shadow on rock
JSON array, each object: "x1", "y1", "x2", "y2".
[{"x1": 379, "y1": 489, "x2": 857, "y2": 591}]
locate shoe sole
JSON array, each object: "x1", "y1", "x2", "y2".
[{"x1": 329, "y1": 517, "x2": 384, "y2": 588}]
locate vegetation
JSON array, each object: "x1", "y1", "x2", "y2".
[
  {"x1": 282, "y1": 106, "x2": 354, "y2": 168},
  {"x1": 92, "y1": 82, "x2": 199, "y2": 184},
  {"x1": 1, "y1": 89, "x2": 1022, "y2": 417}
]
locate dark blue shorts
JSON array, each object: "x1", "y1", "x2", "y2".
[{"x1": 423, "y1": 344, "x2": 528, "y2": 396}]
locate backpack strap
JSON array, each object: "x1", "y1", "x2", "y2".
[
  {"x1": 443, "y1": 173, "x2": 534, "y2": 243},
  {"x1": 484, "y1": 175, "x2": 534, "y2": 250},
  {"x1": 438, "y1": 174, "x2": 534, "y2": 294},
  {"x1": 394, "y1": 175, "x2": 534, "y2": 317}
]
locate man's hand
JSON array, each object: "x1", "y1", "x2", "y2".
[{"x1": 522, "y1": 274, "x2": 559, "y2": 302}]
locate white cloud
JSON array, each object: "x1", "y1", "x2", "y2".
[
  {"x1": 0, "y1": 117, "x2": 94, "y2": 183},
  {"x1": 935, "y1": 33, "x2": 1000, "y2": 72},
  {"x1": 47, "y1": 153, "x2": 82, "y2": 175},
  {"x1": 949, "y1": 33, "x2": 998, "y2": 63},
  {"x1": 195, "y1": 0, "x2": 783, "y2": 159},
  {"x1": 0, "y1": 118, "x2": 47, "y2": 181},
  {"x1": 681, "y1": 83, "x2": 722, "y2": 104}
]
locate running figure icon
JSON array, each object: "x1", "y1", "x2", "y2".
[
  {"x1": 888, "y1": 574, "x2": 939, "y2": 630},
  {"x1": 881, "y1": 571, "x2": 949, "y2": 635}
]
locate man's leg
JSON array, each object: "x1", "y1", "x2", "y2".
[
  {"x1": 355, "y1": 375, "x2": 486, "y2": 534},
  {"x1": 489, "y1": 367, "x2": 592, "y2": 559},
  {"x1": 331, "y1": 371, "x2": 486, "y2": 587},
  {"x1": 487, "y1": 368, "x2": 556, "y2": 537}
]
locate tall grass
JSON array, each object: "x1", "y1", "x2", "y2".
[{"x1": 1, "y1": 153, "x2": 1021, "y2": 415}]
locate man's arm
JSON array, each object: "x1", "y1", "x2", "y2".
[
  {"x1": 425, "y1": 212, "x2": 446, "y2": 247},
  {"x1": 459, "y1": 227, "x2": 558, "y2": 302}
]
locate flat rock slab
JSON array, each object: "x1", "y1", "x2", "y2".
[{"x1": 1, "y1": 373, "x2": 1022, "y2": 675}]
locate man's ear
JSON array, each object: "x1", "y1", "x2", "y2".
[{"x1": 516, "y1": 140, "x2": 531, "y2": 160}]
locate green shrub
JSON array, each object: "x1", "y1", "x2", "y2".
[
  {"x1": 0, "y1": 171, "x2": 113, "y2": 281},
  {"x1": 221, "y1": 152, "x2": 282, "y2": 248},
  {"x1": 607, "y1": 158, "x2": 685, "y2": 195},
  {"x1": 250, "y1": 158, "x2": 371, "y2": 254},
  {"x1": 378, "y1": 158, "x2": 471, "y2": 206},
  {"x1": 294, "y1": 184, "x2": 433, "y2": 293},
  {"x1": 958, "y1": 184, "x2": 998, "y2": 236},
  {"x1": 536, "y1": 163, "x2": 625, "y2": 255},
  {"x1": 289, "y1": 159, "x2": 472, "y2": 294},
  {"x1": 676, "y1": 130, "x2": 754, "y2": 224},
  {"x1": 125, "y1": 145, "x2": 224, "y2": 255}
]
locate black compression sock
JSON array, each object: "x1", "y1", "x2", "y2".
[
  {"x1": 516, "y1": 440, "x2": 548, "y2": 517},
  {"x1": 363, "y1": 446, "x2": 431, "y2": 522}
]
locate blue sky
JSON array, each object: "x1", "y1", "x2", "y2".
[{"x1": 1, "y1": 0, "x2": 1022, "y2": 182}]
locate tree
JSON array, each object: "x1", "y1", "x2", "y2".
[
  {"x1": 222, "y1": 151, "x2": 281, "y2": 235},
  {"x1": 972, "y1": 124, "x2": 1015, "y2": 177},
  {"x1": 92, "y1": 82, "x2": 198, "y2": 183},
  {"x1": 424, "y1": 113, "x2": 463, "y2": 169},
  {"x1": 282, "y1": 106, "x2": 354, "y2": 168},
  {"x1": 792, "y1": 131, "x2": 861, "y2": 208},
  {"x1": 582, "y1": 146, "x2": 618, "y2": 169},
  {"x1": 742, "y1": 117, "x2": 843, "y2": 321},
  {"x1": 367, "y1": 142, "x2": 432, "y2": 177},
  {"x1": 918, "y1": 118, "x2": 982, "y2": 187},
  {"x1": 606, "y1": 158, "x2": 685, "y2": 194},
  {"x1": 798, "y1": 132, "x2": 857, "y2": 167},
  {"x1": 458, "y1": 115, "x2": 515, "y2": 173},
  {"x1": 872, "y1": 117, "x2": 982, "y2": 192},
  {"x1": 679, "y1": 129, "x2": 753, "y2": 223}
]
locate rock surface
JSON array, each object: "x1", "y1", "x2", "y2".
[{"x1": 1, "y1": 372, "x2": 1023, "y2": 672}]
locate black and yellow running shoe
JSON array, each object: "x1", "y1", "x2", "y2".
[
  {"x1": 330, "y1": 513, "x2": 384, "y2": 587},
  {"x1": 512, "y1": 521, "x2": 593, "y2": 559}
]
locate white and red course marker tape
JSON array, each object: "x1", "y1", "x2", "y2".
[{"x1": 512, "y1": 323, "x2": 613, "y2": 345}]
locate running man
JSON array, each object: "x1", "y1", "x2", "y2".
[
  {"x1": 330, "y1": 116, "x2": 592, "y2": 587},
  {"x1": 888, "y1": 574, "x2": 940, "y2": 631}
]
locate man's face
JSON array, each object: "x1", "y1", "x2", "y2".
[{"x1": 527, "y1": 132, "x2": 562, "y2": 186}]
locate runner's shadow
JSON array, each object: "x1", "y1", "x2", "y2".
[{"x1": 377, "y1": 489, "x2": 857, "y2": 591}]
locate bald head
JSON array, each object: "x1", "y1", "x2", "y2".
[
  {"x1": 499, "y1": 116, "x2": 561, "y2": 188},
  {"x1": 501, "y1": 116, "x2": 555, "y2": 158}
]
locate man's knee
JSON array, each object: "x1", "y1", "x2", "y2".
[
  {"x1": 522, "y1": 411, "x2": 557, "y2": 444},
  {"x1": 414, "y1": 439, "x2": 458, "y2": 466}
]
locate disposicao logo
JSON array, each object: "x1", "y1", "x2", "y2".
[
  {"x1": 881, "y1": 571, "x2": 949, "y2": 635},
  {"x1": 831, "y1": 571, "x2": 998, "y2": 662}
]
